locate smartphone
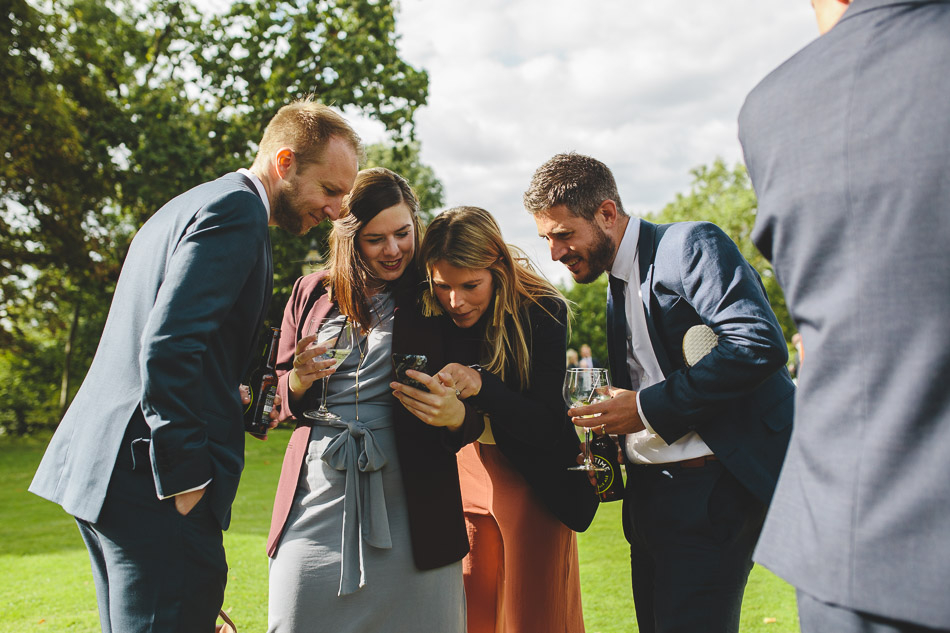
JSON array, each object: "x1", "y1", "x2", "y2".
[{"x1": 392, "y1": 353, "x2": 429, "y2": 391}]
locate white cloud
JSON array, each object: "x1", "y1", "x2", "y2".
[{"x1": 350, "y1": 1, "x2": 817, "y2": 284}]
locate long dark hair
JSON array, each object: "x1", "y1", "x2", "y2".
[{"x1": 326, "y1": 167, "x2": 424, "y2": 329}]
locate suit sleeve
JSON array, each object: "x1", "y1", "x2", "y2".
[
  {"x1": 468, "y1": 299, "x2": 570, "y2": 449},
  {"x1": 141, "y1": 190, "x2": 267, "y2": 498},
  {"x1": 639, "y1": 222, "x2": 788, "y2": 444}
]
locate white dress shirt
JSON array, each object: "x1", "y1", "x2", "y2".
[{"x1": 609, "y1": 219, "x2": 712, "y2": 465}]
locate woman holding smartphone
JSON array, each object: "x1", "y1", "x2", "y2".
[
  {"x1": 265, "y1": 169, "x2": 482, "y2": 633},
  {"x1": 392, "y1": 206, "x2": 598, "y2": 633}
]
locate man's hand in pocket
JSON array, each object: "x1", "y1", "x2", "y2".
[{"x1": 174, "y1": 487, "x2": 206, "y2": 516}]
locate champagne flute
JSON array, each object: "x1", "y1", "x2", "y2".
[
  {"x1": 564, "y1": 367, "x2": 610, "y2": 472},
  {"x1": 303, "y1": 318, "x2": 356, "y2": 421}
]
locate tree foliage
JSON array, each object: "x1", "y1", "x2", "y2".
[
  {"x1": 364, "y1": 140, "x2": 444, "y2": 222},
  {"x1": 0, "y1": 0, "x2": 432, "y2": 434},
  {"x1": 561, "y1": 276, "x2": 609, "y2": 369}
]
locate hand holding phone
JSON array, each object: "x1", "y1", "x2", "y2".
[{"x1": 392, "y1": 353, "x2": 429, "y2": 391}]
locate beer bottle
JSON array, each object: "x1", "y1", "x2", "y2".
[
  {"x1": 244, "y1": 327, "x2": 280, "y2": 438},
  {"x1": 590, "y1": 432, "x2": 624, "y2": 502}
]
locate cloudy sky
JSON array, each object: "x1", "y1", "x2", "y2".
[{"x1": 344, "y1": 0, "x2": 819, "y2": 285}]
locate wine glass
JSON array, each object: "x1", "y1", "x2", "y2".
[
  {"x1": 564, "y1": 367, "x2": 610, "y2": 472},
  {"x1": 302, "y1": 317, "x2": 357, "y2": 421}
]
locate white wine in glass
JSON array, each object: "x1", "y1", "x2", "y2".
[
  {"x1": 564, "y1": 367, "x2": 610, "y2": 472},
  {"x1": 303, "y1": 318, "x2": 356, "y2": 421}
]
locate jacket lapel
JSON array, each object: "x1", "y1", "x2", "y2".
[{"x1": 637, "y1": 220, "x2": 674, "y2": 377}]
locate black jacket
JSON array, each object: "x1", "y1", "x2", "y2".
[{"x1": 452, "y1": 297, "x2": 599, "y2": 532}]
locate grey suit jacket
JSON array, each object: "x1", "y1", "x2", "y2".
[
  {"x1": 739, "y1": 0, "x2": 950, "y2": 627},
  {"x1": 616, "y1": 219, "x2": 794, "y2": 542},
  {"x1": 30, "y1": 172, "x2": 273, "y2": 530}
]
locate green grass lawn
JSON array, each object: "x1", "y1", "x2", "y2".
[{"x1": 0, "y1": 429, "x2": 800, "y2": 632}]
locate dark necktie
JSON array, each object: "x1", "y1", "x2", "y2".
[{"x1": 606, "y1": 274, "x2": 632, "y2": 390}]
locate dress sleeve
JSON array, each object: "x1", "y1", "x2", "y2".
[{"x1": 275, "y1": 274, "x2": 328, "y2": 421}]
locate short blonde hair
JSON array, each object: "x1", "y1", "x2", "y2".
[{"x1": 254, "y1": 99, "x2": 363, "y2": 169}]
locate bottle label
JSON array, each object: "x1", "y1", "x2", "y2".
[
  {"x1": 260, "y1": 388, "x2": 276, "y2": 421},
  {"x1": 593, "y1": 455, "x2": 615, "y2": 495}
]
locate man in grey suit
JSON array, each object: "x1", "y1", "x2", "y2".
[
  {"x1": 739, "y1": 1, "x2": 950, "y2": 631},
  {"x1": 525, "y1": 153, "x2": 794, "y2": 633},
  {"x1": 30, "y1": 100, "x2": 361, "y2": 633}
]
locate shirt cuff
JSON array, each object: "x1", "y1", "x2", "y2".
[
  {"x1": 636, "y1": 391, "x2": 657, "y2": 435},
  {"x1": 158, "y1": 479, "x2": 211, "y2": 500}
]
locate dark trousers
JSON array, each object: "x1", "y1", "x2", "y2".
[
  {"x1": 76, "y1": 421, "x2": 227, "y2": 633},
  {"x1": 798, "y1": 590, "x2": 950, "y2": 633},
  {"x1": 625, "y1": 460, "x2": 765, "y2": 633}
]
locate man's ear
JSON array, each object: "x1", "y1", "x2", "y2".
[
  {"x1": 595, "y1": 199, "x2": 620, "y2": 229},
  {"x1": 274, "y1": 147, "x2": 296, "y2": 180}
]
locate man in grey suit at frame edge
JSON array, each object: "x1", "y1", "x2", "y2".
[
  {"x1": 525, "y1": 152, "x2": 794, "y2": 633},
  {"x1": 29, "y1": 100, "x2": 361, "y2": 633},
  {"x1": 739, "y1": 1, "x2": 950, "y2": 631}
]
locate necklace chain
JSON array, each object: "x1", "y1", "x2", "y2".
[
  {"x1": 333, "y1": 297, "x2": 384, "y2": 422},
  {"x1": 354, "y1": 331, "x2": 366, "y2": 420},
  {"x1": 353, "y1": 298, "x2": 383, "y2": 421}
]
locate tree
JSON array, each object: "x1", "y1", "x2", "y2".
[
  {"x1": 560, "y1": 276, "x2": 609, "y2": 370},
  {"x1": 0, "y1": 0, "x2": 431, "y2": 433},
  {"x1": 192, "y1": 0, "x2": 428, "y2": 142},
  {"x1": 1, "y1": 0, "x2": 145, "y2": 418},
  {"x1": 364, "y1": 141, "x2": 444, "y2": 222}
]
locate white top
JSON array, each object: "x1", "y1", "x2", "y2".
[{"x1": 609, "y1": 219, "x2": 712, "y2": 465}]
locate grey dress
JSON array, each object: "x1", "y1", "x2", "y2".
[{"x1": 267, "y1": 292, "x2": 465, "y2": 633}]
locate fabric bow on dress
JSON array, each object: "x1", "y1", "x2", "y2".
[{"x1": 320, "y1": 415, "x2": 393, "y2": 595}]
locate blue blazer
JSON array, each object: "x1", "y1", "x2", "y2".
[
  {"x1": 616, "y1": 219, "x2": 794, "y2": 517},
  {"x1": 30, "y1": 172, "x2": 273, "y2": 529}
]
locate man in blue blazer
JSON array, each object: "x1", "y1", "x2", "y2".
[
  {"x1": 525, "y1": 152, "x2": 794, "y2": 633},
  {"x1": 739, "y1": 1, "x2": 950, "y2": 631},
  {"x1": 30, "y1": 100, "x2": 361, "y2": 633}
]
